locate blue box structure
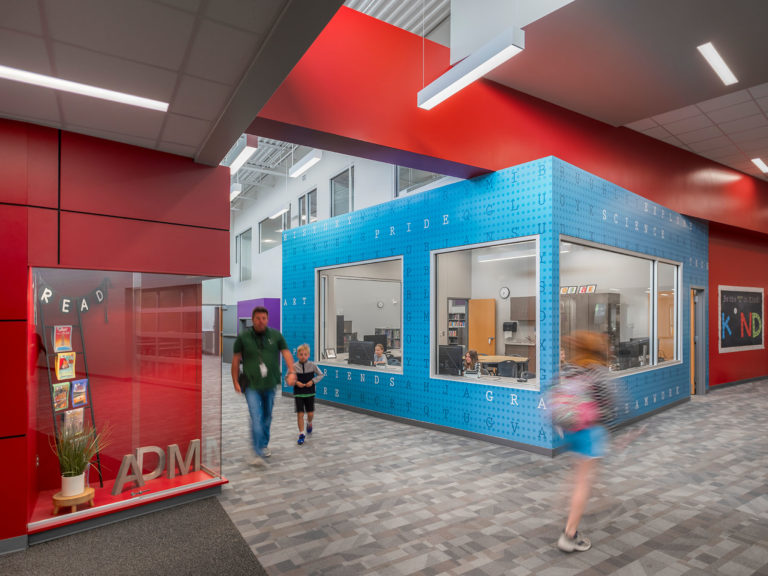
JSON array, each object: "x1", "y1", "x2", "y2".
[{"x1": 281, "y1": 157, "x2": 708, "y2": 454}]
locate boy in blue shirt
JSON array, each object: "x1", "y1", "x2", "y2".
[{"x1": 293, "y1": 343, "x2": 324, "y2": 445}]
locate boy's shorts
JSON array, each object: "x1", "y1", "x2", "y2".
[
  {"x1": 564, "y1": 425, "x2": 607, "y2": 459},
  {"x1": 294, "y1": 396, "x2": 315, "y2": 414}
]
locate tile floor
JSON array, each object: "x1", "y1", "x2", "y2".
[{"x1": 218, "y1": 373, "x2": 768, "y2": 576}]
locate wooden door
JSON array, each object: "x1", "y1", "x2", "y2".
[{"x1": 469, "y1": 299, "x2": 496, "y2": 355}]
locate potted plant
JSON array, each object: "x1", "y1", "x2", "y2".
[{"x1": 52, "y1": 423, "x2": 109, "y2": 497}]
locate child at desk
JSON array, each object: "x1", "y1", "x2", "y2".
[
  {"x1": 464, "y1": 350, "x2": 479, "y2": 372},
  {"x1": 373, "y1": 343, "x2": 388, "y2": 366}
]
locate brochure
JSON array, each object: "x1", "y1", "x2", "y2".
[
  {"x1": 55, "y1": 351, "x2": 76, "y2": 380},
  {"x1": 71, "y1": 379, "x2": 89, "y2": 408},
  {"x1": 53, "y1": 382, "x2": 70, "y2": 412},
  {"x1": 62, "y1": 408, "x2": 84, "y2": 434},
  {"x1": 52, "y1": 325, "x2": 73, "y2": 353}
]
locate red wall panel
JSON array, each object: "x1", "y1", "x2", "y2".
[
  {"x1": 0, "y1": 437, "x2": 27, "y2": 540},
  {"x1": 59, "y1": 212, "x2": 229, "y2": 276},
  {"x1": 60, "y1": 132, "x2": 229, "y2": 230},
  {"x1": 27, "y1": 207, "x2": 59, "y2": 267},
  {"x1": 0, "y1": 205, "x2": 28, "y2": 320},
  {"x1": 0, "y1": 322, "x2": 27, "y2": 437},
  {"x1": 0, "y1": 119, "x2": 58, "y2": 208},
  {"x1": 253, "y1": 6, "x2": 768, "y2": 235},
  {"x1": 708, "y1": 223, "x2": 768, "y2": 386}
]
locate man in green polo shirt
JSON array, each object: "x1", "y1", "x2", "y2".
[{"x1": 232, "y1": 306, "x2": 296, "y2": 463}]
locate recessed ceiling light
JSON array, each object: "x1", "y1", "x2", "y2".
[
  {"x1": 0, "y1": 64, "x2": 169, "y2": 111},
  {"x1": 696, "y1": 42, "x2": 738, "y2": 86},
  {"x1": 751, "y1": 158, "x2": 768, "y2": 173}
]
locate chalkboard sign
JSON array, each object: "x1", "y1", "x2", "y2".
[{"x1": 719, "y1": 286, "x2": 764, "y2": 353}]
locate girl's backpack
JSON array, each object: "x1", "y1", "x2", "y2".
[{"x1": 549, "y1": 370, "x2": 600, "y2": 432}]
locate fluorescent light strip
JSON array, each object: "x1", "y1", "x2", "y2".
[
  {"x1": 697, "y1": 42, "x2": 738, "y2": 86},
  {"x1": 477, "y1": 253, "x2": 535, "y2": 263},
  {"x1": 229, "y1": 183, "x2": 242, "y2": 201},
  {"x1": 0, "y1": 64, "x2": 169, "y2": 111},
  {"x1": 289, "y1": 149, "x2": 322, "y2": 178},
  {"x1": 270, "y1": 207, "x2": 289, "y2": 219},
  {"x1": 418, "y1": 27, "x2": 524, "y2": 110},
  {"x1": 751, "y1": 158, "x2": 768, "y2": 173},
  {"x1": 229, "y1": 146, "x2": 257, "y2": 174}
]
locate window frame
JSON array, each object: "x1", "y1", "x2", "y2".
[
  {"x1": 559, "y1": 235, "x2": 682, "y2": 373},
  {"x1": 330, "y1": 165, "x2": 354, "y2": 217},
  {"x1": 236, "y1": 228, "x2": 252, "y2": 281},
  {"x1": 315, "y1": 256, "x2": 403, "y2": 373},
  {"x1": 298, "y1": 188, "x2": 317, "y2": 226},
  {"x1": 431, "y1": 236, "x2": 540, "y2": 389}
]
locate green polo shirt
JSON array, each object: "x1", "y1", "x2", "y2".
[{"x1": 233, "y1": 327, "x2": 288, "y2": 390}]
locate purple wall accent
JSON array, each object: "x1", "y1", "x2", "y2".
[{"x1": 237, "y1": 297, "x2": 281, "y2": 330}]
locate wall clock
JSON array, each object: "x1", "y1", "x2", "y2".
[{"x1": 499, "y1": 286, "x2": 510, "y2": 299}]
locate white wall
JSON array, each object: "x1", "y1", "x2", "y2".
[{"x1": 224, "y1": 152, "x2": 400, "y2": 308}]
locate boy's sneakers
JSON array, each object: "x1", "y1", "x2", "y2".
[
  {"x1": 262, "y1": 447, "x2": 272, "y2": 458},
  {"x1": 297, "y1": 434, "x2": 305, "y2": 445},
  {"x1": 307, "y1": 424, "x2": 313, "y2": 435},
  {"x1": 557, "y1": 530, "x2": 591, "y2": 552}
]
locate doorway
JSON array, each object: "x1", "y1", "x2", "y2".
[{"x1": 691, "y1": 288, "x2": 707, "y2": 394}]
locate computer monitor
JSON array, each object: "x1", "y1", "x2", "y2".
[
  {"x1": 363, "y1": 334, "x2": 387, "y2": 351},
  {"x1": 348, "y1": 340, "x2": 375, "y2": 366},
  {"x1": 438, "y1": 344, "x2": 464, "y2": 375}
]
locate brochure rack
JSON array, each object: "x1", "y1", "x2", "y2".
[{"x1": 36, "y1": 274, "x2": 104, "y2": 487}]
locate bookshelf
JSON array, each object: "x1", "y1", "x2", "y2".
[
  {"x1": 374, "y1": 327, "x2": 401, "y2": 349},
  {"x1": 447, "y1": 297, "x2": 468, "y2": 347}
]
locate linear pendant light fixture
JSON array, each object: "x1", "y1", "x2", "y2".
[
  {"x1": 417, "y1": 27, "x2": 524, "y2": 110},
  {"x1": 229, "y1": 183, "x2": 243, "y2": 201},
  {"x1": 752, "y1": 158, "x2": 768, "y2": 173},
  {"x1": 0, "y1": 64, "x2": 169, "y2": 111},
  {"x1": 697, "y1": 42, "x2": 738, "y2": 86},
  {"x1": 289, "y1": 149, "x2": 322, "y2": 178},
  {"x1": 270, "y1": 207, "x2": 289, "y2": 219}
]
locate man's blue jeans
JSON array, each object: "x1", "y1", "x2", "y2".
[{"x1": 244, "y1": 387, "x2": 275, "y2": 456}]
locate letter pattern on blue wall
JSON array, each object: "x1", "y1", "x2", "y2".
[{"x1": 282, "y1": 157, "x2": 708, "y2": 453}]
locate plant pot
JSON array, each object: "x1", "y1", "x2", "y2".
[{"x1": 61, "y1": 472, "x2": 85, "y2": 497}]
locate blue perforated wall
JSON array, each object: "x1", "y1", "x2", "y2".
[{"x1": 281, "y1": 157, "x2": 708, "y2": 453}]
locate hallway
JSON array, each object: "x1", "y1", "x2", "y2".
[{"x1": 218, "y1": 373, "x2": 768, "y2": 575}]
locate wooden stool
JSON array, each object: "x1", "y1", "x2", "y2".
[{"x1": 52, "y1": 487, "x2": 95, "y2": 515}]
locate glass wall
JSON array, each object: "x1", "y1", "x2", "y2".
[
  {"x1": 29, "y1": 268, "x2": 222, "y2": 529},
  {"x1": 317, "y1": 258, "x2": 402, "y2": 373},
  {"x1": 559, "y1": 239, "x2": 679, "y2": 371},
  {"x1": 433, "y1": 239, "x2": 538, "y2": 385},
  {"x1": 331, "y1": 166, "x2": 354, "y2": 217}
]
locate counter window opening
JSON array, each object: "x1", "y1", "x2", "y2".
[
  {"x1": 317, "y1": 258, "x2": 403, "y2": 373},
  {"x1": 559, "y1": 239, "x2": 680, "y2": 371},
  {"x1": 433, "y1": 238, "x2": 539, "y2": 387}
]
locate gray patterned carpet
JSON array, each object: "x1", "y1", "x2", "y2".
[{"x1": 219, "y1": 375, "x2": 768, "y2": 576}]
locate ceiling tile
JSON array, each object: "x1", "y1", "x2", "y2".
[
  {"x1": 662, "y1": 114, "x2": 713, "y2": 136},
  {"x1": 0, "y1": 80, "x2": 60, "y2": 124},
  {"x1": 206, "y1": 0, "x2": 285, "y2": 35},
  {"x1": 748, "y1": 82, "x2": 768, "y2": 99},
  {"x1": 756, "y1": 96, "x2": 768, "y2": 114},
  {"x1": 0, "y1": 0, "x2": 43, "y2": 34},
  {"x1": 44, "y1": 0, "x2": 196, "y2": 70},
  {"x1": 705, "y1": 100, "x2": 762, "y2": 124},
  {"x1": 154, "y1": 0, "x2": 202, "y2": 12},
  {"x1": 625, "y1": 118, "x2": 656, "y2": 131},
  {"x1": 156, "y1": 141, "x2": 199, "y2": 158},
  {"x1": 0, "y1": 28, "x2": 52, "y2": 72},
  {"x1": 161, "y1": 113, "x2": 211, "y2": 147},
  {"x1": 658, "y1": 135, "x2": 689, "y2": 149},
  {"x1": 185, "y1": 18, "x2": 260, "y2": 84},
  {"x1": 686, "y1": 136, "x2": 734, "y2": 153},
  {"x1": 173, "y1": 75, "x2": 232, "y2": 120},
  {"x1": 676, "y1": 125, "x2": 723, "y2": 145},
  {"x1": 60, "y1": 92, "x2": 164, "y2": 141},
  {"x1": 718, "y1": 114, "x2": 768, "y2": 135},
  {"x1": 651, "y1": 105, "x2": 700, "y2": 125},
  {"x1": 640, "y1": 126, "x2": 672, "y2": 139},
  {"x1": 697, "y1": 89, "x2": 752, "y2": 112},
  {"x1": 729, "y1": 126, "x2": 768, "y2": 144},
  {"x1": 53, "y1": 42, "x2": 178, "y2": 102}
]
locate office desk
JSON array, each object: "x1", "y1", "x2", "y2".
[{"x1": 477, "y1": 355, "x2": 529, "y2": 377}]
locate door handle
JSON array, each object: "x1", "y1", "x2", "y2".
[{"x1": 488, "y1": 337, "x2": 495, "y2": 344}]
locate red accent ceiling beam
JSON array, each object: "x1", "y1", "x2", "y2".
[{"x1": 250, "y1": 6, "x2": 768, "y2": 234}]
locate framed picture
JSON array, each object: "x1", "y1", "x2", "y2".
[
  {"x1": 324, "y1": 348, "x2": 337, "y2": 359},
  {"x1": 566, "y1": 286, "x2": 577, "y2": 294},
  {"x1": 586, "y1": 284, "x2": 597, "y2": 293}
]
